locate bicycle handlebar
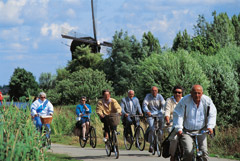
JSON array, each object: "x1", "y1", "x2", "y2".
[{"x1": 185, "y1": 130, "x2": 210, "y2": 137}]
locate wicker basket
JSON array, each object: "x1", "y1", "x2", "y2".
[
  {"x1": 109, "y1": 113, "x2": 120, "y2": 126},
  {"x1": 40, "y1": 116, "x2": 53, "y2": 124}
]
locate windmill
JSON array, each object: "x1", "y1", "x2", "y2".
[{"x1": 61, "y1": 0, "x2": 112, "y2": 60}]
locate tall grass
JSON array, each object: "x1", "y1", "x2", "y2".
[{"x1": 0, "y1": 105, "x2": 47, "y2": 160}]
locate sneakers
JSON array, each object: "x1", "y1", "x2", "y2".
[
  {"x1": 83, "y1": 137, "x2": 86, "y2": 141},
  {"x1": 103, "y1": 137, "x2": 108, "y2": 142}
]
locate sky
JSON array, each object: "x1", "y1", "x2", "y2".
[{"x1": 0, "y1": 0, "x2": 239, "y2": 86}]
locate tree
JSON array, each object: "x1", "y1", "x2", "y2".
[
  {"x1": 39, "y1": 72, "x2": 56, "y2": 91},
  {"x1": 104, "y1": 30, "x2": 141, "y2": 95},
  {"x1": 66, "y1": 45, "x2": 104, "y2": 73},
  {"x1": 142, "y1": 31, "x2": 161, "y2": 56},
  {"x1": 47, "y1": 68, "x2": 113, "y2": 105},
  {"x1": 172, "y1": 29, "x2": 191, "y2": 52},
  {"x1": 9, "y1": 67, "x2": 39, "y2": 100},
  {"x1": 133, "y1": 50, "x2": 210, "y2": 102},
  {"x1": 232, "y1": 14, "x2": 240, "y2": 46}
]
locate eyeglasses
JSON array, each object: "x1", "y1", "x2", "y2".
[
  {"x1": 81, "y1": 100, "x2": 86, "y2": 101},
  {"x1": 174, "y1": 91, "x2": 182, "y2": 94}
]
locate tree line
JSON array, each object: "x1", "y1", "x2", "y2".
[{"x1": 7, "y1": 11, "x2": 240, "y2": 127}]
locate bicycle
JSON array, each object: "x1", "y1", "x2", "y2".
[
  {"x1": 40, "y1": 115, "x2": 53, "y2": 149},
  {"x1": 183, "y1": 130, "x2": 212, "y2": 161},
  {"x1": 149, "y1": 114, "x2": 163, "y2": 157},
  {"x1": 123, "y1": 114, "x2": 145, "y2": 151},
  {"x1": 103, "y1": 113, "x2": 120, "y2": 159},
  {"x1": 77, "y1": 114, "x2": 97, "y2": 148}
]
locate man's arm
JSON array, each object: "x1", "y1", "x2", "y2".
[
  {"x1": 164, "y1": 98, "x2": 171, "y2": 125},
  {"x1": 120, "y1": 98, "x2": 127, "y2": 116},
  {"x1": 143, "y1": 95, "x2": 151, "y2": 116},
  {"x1": 135, "y1": 98, "x2": 143, "y2": 115},
  {"x1": 207, "y1": 99, "x2": 217, "y2": 134},
  {"x1": 31, "y1": 102, "x2": 37, "y2": 116},
  {"x1": 96, "y1": 100, "x2": 104, "y2": 118},
  {"x1": 173, "y1": 102, "x2": 185, "y2": 133}
]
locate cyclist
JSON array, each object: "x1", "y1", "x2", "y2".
[
  {"x1": 164, "y1": 85, "x2": 184, "y2": 161},
  {"x1": 143, "y1": 86, "x2": 165, "y2": 153},
  {"x1": 31, "y1": 92, "x2": 54, "y2": 137},
  {"x1": 173, "y1": 85, "x2": 217, "y2": 161},
  {"x1": 121, "y1": 90, "x2": 143, "y2": 143},
  {"x1": 0, "y1": 90, "x2": 3, "y2": 105},
  {"x1": 96, "y1": 89, "x2": 122, "y2": 142},
  {"x1": 76, "y1": 96, "x2": 92, "y2": 141}
]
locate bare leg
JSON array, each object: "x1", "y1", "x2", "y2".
[
  {"x1": 86, "y1": 122, "x2": 90, "y2": 135},
  {"x1": 82, "y1": 123, "x2": 86, "y2": 138}
]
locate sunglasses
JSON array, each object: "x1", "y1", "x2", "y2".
[
  {"x1": 174, "y1": 91, "x2": 182, "y2": 94},
  {"x1": 82, "y1": 100, "x2": 86, "y2": 101},
  {"x1": 40, "y1": 97, "x2": 45, "y2": 98}
]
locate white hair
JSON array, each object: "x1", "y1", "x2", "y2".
[
  {"x1": 39, "y1": 92, "x2": 46, "y2": 98},
  {"x1": 128, "y1": 90, "x2": 134, "y2": 94}
]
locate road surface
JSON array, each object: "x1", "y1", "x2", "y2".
[{"x1": 48, "y1": 143, "x2": 236, "y2": 161}]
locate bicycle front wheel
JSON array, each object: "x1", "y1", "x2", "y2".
[
  {"x1": 113, "y1": 131, "x2": 119, "y2": 159},
  {"x1": 135, "y1": 126, "x2": 145, "y2": 151},
  {"x1": 124, "y1": 129, "x2": 133, "y2": 150},
  {"x1": 90, "y1": 127, "x2": 97, "y2": 148},
  {"x1": 79, "y1": 135, "x2": 86, "y2": 148},
  {"x1": 105, "y1": 140, "x2": 111, "y2": 157}
]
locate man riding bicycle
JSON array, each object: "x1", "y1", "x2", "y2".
[
  {"x1": 121, "y1": 90, "x2": 143, "y2": 142},
  {"x1": 143, "y1": 86, "x2": 165, "y2": 153},
  {"x1": 96, "y1": 89, "x2": 122, "y2": 142},
  {"x1": 173, "y1": 85, "x2": 217, "y2": 161},
  {"x1": 31, "y1": 92, "x2": 54, "y2": 137}
]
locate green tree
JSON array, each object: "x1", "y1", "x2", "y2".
[
  {"x1": 9, "y1": 67, "x2": 39, "y2": 101},
  {"x1": 172, "y1": 29, "x2": 191, "y2": 52},
  {"x1": 232, "y1": 14, "x2": 240, "y2": 46},
  {"x1": 39, "y1": 72, "x2": 56, "y2": 91},
  {"x1": 142, "y1": 31, "x2": 161, "y2": 56},
  {"x1": 104, "y1": 30, "x2": 142, "y2": 95},
  {"x1": 47, "y1": 68, "x2": 113, "y2": 105},
  {"x1": 210, "y1": 11, "x2": 235, "y2": 47},
  {"x1": 133, "y1": 50, "x2": 209, "y2": 101},
  {"x1": 199, "y1": 50, "x2": 239, "y2": 126},
  {"x1": 66, "y1": 45, "x2": 104, "y2": 73}
]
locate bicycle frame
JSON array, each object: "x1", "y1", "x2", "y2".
[
  {"x1": 123, "y1": 114, "x2": 145, "y2": 151},
  {"x1": 151, "y1": 114, "x2": 163, "y2": 157},
  {"x1": 184, "y1": 130, "x2": 210, "y2": 161}
]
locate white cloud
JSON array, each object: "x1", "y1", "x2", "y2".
[
  {"x1": 64, "y1": 0, "x2": 79, "y2": 4},
  {"x1": 5, "y1": 54, "x2": 26, "y2": 61},
  {"x1": 41, "y1": 23, "x2": 78, "y2": 39},
  {"x1": 0, "y1": 0, "x2": 27, "y2": 24}
]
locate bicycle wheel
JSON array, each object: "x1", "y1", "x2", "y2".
[
  {"x1": 113, "y1": 131, "x2": 119, "y2": 159},
  {"x1": 124, "y1": 129, "x2": 133, "y2": 150},
  {"x1": 135, "y1": 126, "x2": 145, "y2": 151},
  {"x1": 105, "y1": 140, "x2": 111, "y2": 157},
  {"x1": 90, "y1": 127, "x2": 97, "y2": 148},
  {"x1": 156, "y1": 130, "x2": 162, "y2": 157},
  {"x1": 79, "y1": 135, "x2": 87, "y2": 148},
  {"x1": 46, "y1": 137, "x2": 51, "y2": 149}
]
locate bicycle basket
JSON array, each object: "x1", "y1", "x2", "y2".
[
  {"x1": 109, "y1": 113, "x2": 120, "y2": 126},
  {"x1": 40, "y1": 116, "x2": 53, "y2": 124}
]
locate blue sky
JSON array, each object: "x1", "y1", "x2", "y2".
[{"x1": 0, "y1": 0, "x2": 239, "y2": 86}]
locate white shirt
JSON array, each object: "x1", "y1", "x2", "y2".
[
  {"x1": 129, "y1": 99, "x2": 133, "y2": 112},
  {"x1": 173, "y1": 94, "x2": 217, "y2": 132},
  {"x1": 31, "y1": 99, "x2": 54, "y2": 116}
]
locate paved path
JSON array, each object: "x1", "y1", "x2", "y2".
[{"x1": 48, "y1": 143, "x2": 236, "y2": 161}]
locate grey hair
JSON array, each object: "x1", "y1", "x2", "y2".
[
  {"x1": 128, "y1": 90, "x2": 134, "y2": 94},
  {"x1": 39, "y1": 92, "x2": 46, "y2": 98}
]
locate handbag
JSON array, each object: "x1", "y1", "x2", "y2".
[{"x1": 162, "y1": 127, "x2": 175, "y2": 158}]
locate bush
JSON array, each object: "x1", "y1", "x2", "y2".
[
  {"x1": 47, "y1": 68, "x2": 113, "y2": 105},
  {"x1": 133, "y1": 50, "x2": 210, "y2": 101}
]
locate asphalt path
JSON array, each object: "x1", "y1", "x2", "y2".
[{"x1": 48, "y1": 143, "x2": 236, "y2": 161}]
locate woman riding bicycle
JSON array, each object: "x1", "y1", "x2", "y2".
[
  {"x1": 96, "y1": 89, "x2": 122, "y2": 142},
  {"x1": 31, "y1": 92, "x2": 54, "y2": 136},
  {"x1": 76, "y1": 96, "x2": 92, "y2": 141}
]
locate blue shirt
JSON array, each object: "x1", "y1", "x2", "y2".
[{"x1": 76, "y1": 104, "x2": 92, "y2": 118}]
